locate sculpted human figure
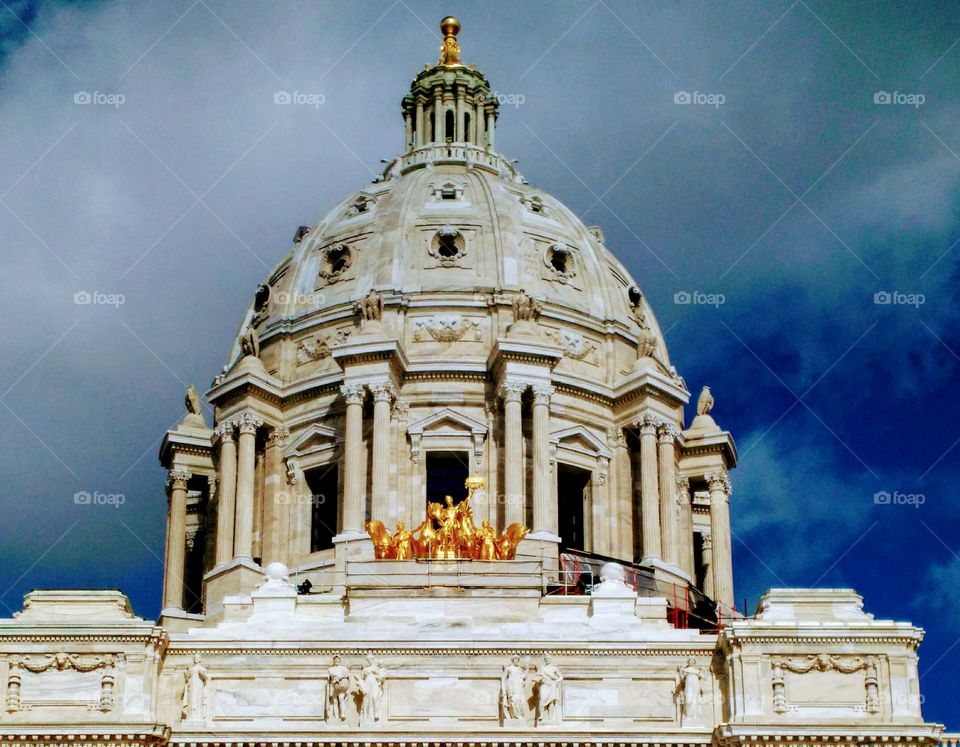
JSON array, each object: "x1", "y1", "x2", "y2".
[
  {"x1": 181, "y1": 654, "x2": 208, "y2": 722},
  {"x1": 356, "y1": 289, "x2": 384, "y2": 323},
  {"x1": 239, "y1": 325, "x2": 260, "y2": 358},
  {"x1": 184, "y1": 385, "x2": 202, "y2": 415},
  {"x1": 325, "y1": 655, "x2": 353, "y2": 722},
  {"x1": 477, "y1": 520, "x2": 498, "y2": 560},
  {"x1": 533, "y1": 653, "x2": 563, "y2": 724},
  {"x1": 358, "y1": 653, "x2": 386, "y2": 722},
  {"x1": 390, "y1": 522, "x2": 415, "y2": 560},
  {"x1": 677, "y1": 657, "x2": 703, "y2": 726},
  {"x1": 500, "y1": 654, "x2": 528, "y2": 722}
]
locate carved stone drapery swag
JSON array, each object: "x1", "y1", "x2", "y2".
[
  {"x1": 771, "y1": 654, "x2": 880, "y2": 714},
  {"x1": 6, "y1": 652, "x2": 120, "y2": 713}
]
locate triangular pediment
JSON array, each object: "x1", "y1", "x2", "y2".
[
  {"x1": 407, "y1": 408, "x2": 487, "y2": 437},
  {"x1": 285, "y1": 423, "x2": 341, "y2": 458},
  {"x1": 550, "y1": 424, "x2": 611, "y2": 458}
]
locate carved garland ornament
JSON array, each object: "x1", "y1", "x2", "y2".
[
  {"x1": 543, "y1": 327, "x2": 599, "y2": 364},
  {"x1": 6, "y1": 652, "x2": 120, "y2": 713},
  {"x1": 771, "y1": 654, "x2": 880, "y2": 715},
  {"x1": 412, "y1": 316, "x2": 482, "y2": 343},
  {"x1": 296, "y1": 329, "x2": 352, "y2": 365}
]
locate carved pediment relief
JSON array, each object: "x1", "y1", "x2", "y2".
[
  {"x1": 406, "y1": 408, "x2": 487, "y2": 466},
  {"x1": 550, "y1": 425, "x2": 612, "y2": 459},
  {"x1": 296, "y1": 328, "x2": 351, "y2": 365}
]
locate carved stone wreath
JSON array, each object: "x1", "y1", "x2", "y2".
[
  {"x1": 428, "y1": 227, "x2": 467, "y2": 266},
  {"x1": 543, "y1": 242, "x2": 577, "y2": 283},
  {"x1": 317, "y1": 243, "x2": 353, "y2": 286}
]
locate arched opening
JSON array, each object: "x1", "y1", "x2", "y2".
[
  {"x1": 445, "y1": 109, "x2": 455, "y2": 142},
  {"x1": 464, "y1": 112, "x2": 471, "y2": 144}
]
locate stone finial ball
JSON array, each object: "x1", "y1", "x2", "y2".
[
  {"x1": 264, "y1": 562, "x2": 289, "y2": 582},
  {"x1": 599, "y1": 562, "x2": 625, "y2": 585}
]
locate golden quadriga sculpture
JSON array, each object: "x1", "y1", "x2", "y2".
[{"x1": 365, "y1": 478, "x2": 528, "y2": 560}]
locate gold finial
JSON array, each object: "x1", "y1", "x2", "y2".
[{"x1": 439, "y1": 16, "x2": 462, "y2": 66}]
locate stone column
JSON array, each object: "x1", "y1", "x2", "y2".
[
  {"x1": 608, "y1": 427, "x2": 632, "y2": 558},
  {"x1": 369, "y1": 381, "x2": 394, "y2": 524},
  {"x1": 214, "y1": 421, "x2": 237, "y2": 566},
  {"x1": 163, "y1": 469, "x2": 190, "y2": 610},
  {"x1": 485, "y1": 109, "x2": 495, "y2": 150},
  {"x1": 700, "y1": 531, "x2": 713, "y2": 598},
  {"x1": 341, "y1": 384, "x2": 366, "y2": 534},
  {"x1": 706, "y1": 471, "x2": 734, "y2": 610},
  {"x1": 475, "y1": 99, "x2": 485, "y2": 147},
  {"x1": 638, "y1": 415, "x2": 662, "y2": 564},
  {"x1": 261, "y1": 426, "x2": 289, "y2": 564},
  {"x1": 500, "y1": 382, "x2": 526, "y2": 527},
  {"x1": 403, "y1": 112, "x2": 412, "y2": 150},
  {"x1": 414, "y1": 97, "x2": 424, "y2": 148},
  {"x1": 676, "y1": 476, "x2": 694, "y2": 578},
  {"x1": 657, "y1": 423, "x2": 681, "y2": 568},
  {"x1": 233, "y1": 412, "x2": 263, "y2": 561},
  {"x1": 455, "y1": 86, "x2": 465, "y2": 141},
  {"x1": 433, "y1": 87, "x2": 443, "y2": 143},
  {"x1": 531, "y1": 384, "x2": 556, "y2": 536}
]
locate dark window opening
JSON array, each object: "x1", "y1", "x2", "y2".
[
  {"x1": 464, "y1": 112, "x2": 471, "y2": 142},
  {"x1": 326, "y1": 246, "x2": 351, "y2": 275},
  {"x1": 306, "y1": 464, "x2": 339, "y2": 552},
  {"x1": 426, "y1": 451, "x2": 469, "y2": 505},
  {"x1": 549, "y1": 249, "x2": 570, "y2": 274},
  {"x1": 693, "y1": 531, "x2": 707, "y2": 591},
  {"x1": 445, "y1": 109, "x2": 455, "y2": 142},
  {"x1": 253, "y1": 284, "x2": 270, "y2": 312},
  {"x1": 438, "y1": 233, "x2": 460, "y2": 257},
  {"x1": 530, "y1": 200, "x2": 543, "y2": 214},
  {"x1": 441, "y1": 187, "x2": 457, "y2": 200},
  {"x1": 557, "y1": 464, "x2": 590, "y2": 551}
]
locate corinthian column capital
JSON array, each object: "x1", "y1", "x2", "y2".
[
  {"x1": 340, "y1": 383, "x2": 365, "y2": 405},
  {"x1": 267, "y1": 425, "x2": 290, "y2": 447},
  {"x1": 637, "y1": 413, "x2": 664, "y2": 435},
  {"x1": 368, "y1": 380, "x2": 395, "y2": 403},
  {"x1": 705, "y1": 471, "x2": 731, "y2": 496},
  {"x1": 657, "y1": 421, "x2": 682, "y2": 443},
  {"x1": 166, "y1": 469, "x2": 191, "y2": 493},
  {"x1": 214, "y1": 421, "x2": 235, "y2": 442},
  {"x1": 531, "y1": 384, "x2": 555, "y2": 405},
  {"x1": 498, "y1": 381, "x2": 526, "y2": 403},
  {"x1": 235, "y1": 412, "x2": 264, "y2": 435}
]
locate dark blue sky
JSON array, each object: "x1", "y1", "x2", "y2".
[{"x1": 1, "y1": 0, "x2": 958, "y2": 726}]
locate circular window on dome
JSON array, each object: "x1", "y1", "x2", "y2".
[
  {"x1": 253, "y1": 283, "x2": 271, "y2": 312},
  {"x1": 318, "y1": 243, "x2": 353, "y2": 283},
  {"x1": 543, "y1": 242, "x2": 577, "y2": 283},
  {"x1": 429, "y1": 227, "x2": 467, "y2": 266}
]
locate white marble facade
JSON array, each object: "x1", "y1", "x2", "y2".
[{"x1": 0, "y1": 17, "x2": 949, "y2": 747}]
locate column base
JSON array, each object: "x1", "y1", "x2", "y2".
[
  {"x1": 202, "y1": 556, "x2": 263, "y2": 619},
  {"x1": 517, "y1": 532, "x2": 560, "y2": 580}
]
